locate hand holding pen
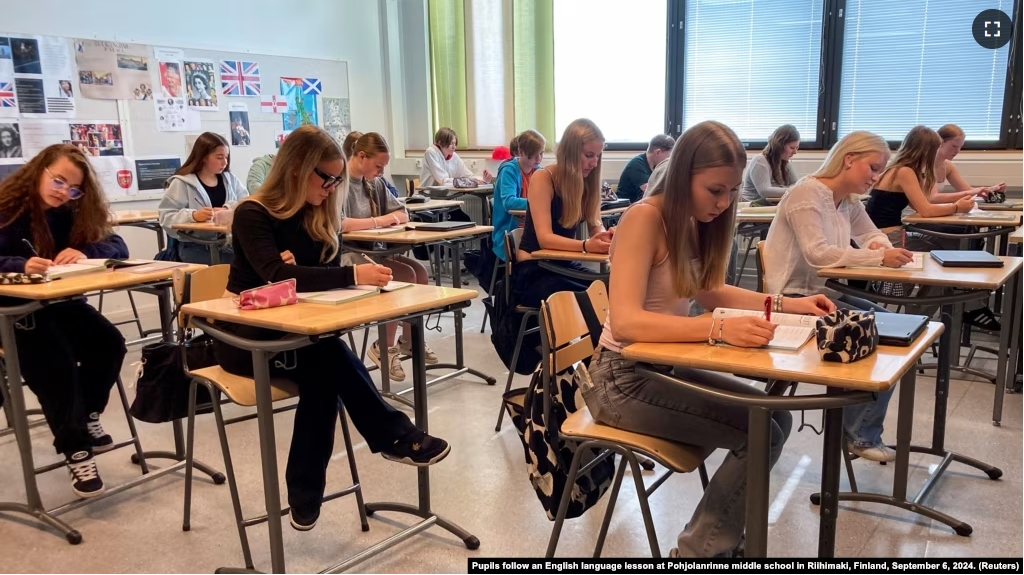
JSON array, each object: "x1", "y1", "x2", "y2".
[{"x1": 21, "y1": 239, "x2": 52, "y2": 275}]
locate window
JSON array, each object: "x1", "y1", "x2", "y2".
[
  {"x1": 468, "y1": 0, "x2": 509, "y2": 147},
  {"x1": 838, "y1": 0, "x2": 1013, "y2": 143},
  {"x1": 682, "y1": 0, "x2": 824, "y2": 144},
  {"x1": 553, "y1": 0, "x2": 667, "y2": 144}
]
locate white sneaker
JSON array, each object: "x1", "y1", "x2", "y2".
[
  {"x1": 398, "y1": 338, "x2": 439, "y2": 364},
  {"x1": 369, "y1": 341, "x2": 406, "y2": 382},
  {"x1": 850, "y1": 442, "x2": 896, "y2": 463}
]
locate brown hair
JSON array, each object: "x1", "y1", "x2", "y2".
[
  {"x1": 650, "y1": 121, "x2": 746, "y2": 297},
  {"x1": 508, "y1": 135, "x2": 520, "y2": 157},
  {"x1": 884, "y1": 125, "x2": 940, "y2": 194},
  {"x1": 351, "y1": 132, "x2": 391, "y2": 216},
  {"x1": 244, "y1": 125, "x2": 345, "y2": 262},
  {"x1": 0, "y1": 144, "x2": 114, "y2": 259},
  {"x1": 762, "y1": 124, "x2": 800, "y2": 187},
  {"x1": 514, "y1": 129, "x2": 545, "y2": 158},
  {"x1": 550, "y1": 119, "x2": 604, "y2": 229},
  {"x1": 342, "y1": 131, "x2": 362, "y2": 158},
  {"x1": 937, "y1": 123, "x2": 965, "y2": 142},
  {"x1": 175, "y1": 132, "x2": 230, "y2": 177},
  {"x1": 433, "y1": 127, "x2": 458, "y2": 148}
]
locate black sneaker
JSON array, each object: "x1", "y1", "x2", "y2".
[
  {"x1": 381, "y1": 430, "x2": 450, "y2": 467},
  {"x1": 66, "y1": 450, "x2": 104, "y2": 499},
  {"x1": 86, "y1": 412, "x2": 114, "y2": 453},
  {"x1": 289, "y1": 505, "x2": 320, "y2": 531}
]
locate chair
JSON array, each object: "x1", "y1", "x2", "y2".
[
  {"x1": 180, "y1": 266, "x2": 367, "y2": 569},
  {"x1": 480, "y1": 227, "x2": 523, "y2": 334},
  {"x1": 405, "y1": 177, "x2": 421, "y2": 197},
  {"x1": 493, "y1": 229, "x2": 539, "y2": 431},
  {"x1": 543, "y1": 281, "x2": 711, "y2": 557}
]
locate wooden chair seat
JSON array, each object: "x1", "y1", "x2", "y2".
[
  {"x1": 561, "y1": 407, "x2": 713, "y2": 474},
  {"x1": 188, "y1": 366, "x2": 298, "y2": 407}
]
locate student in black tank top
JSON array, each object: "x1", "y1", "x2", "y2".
[{"x1": 513, "y1": 119, "x2": 614, "y2": 308}]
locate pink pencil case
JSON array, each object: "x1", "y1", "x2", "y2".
[{"x1": 234, "y1": 278, "x2": 298, "y2": 310}]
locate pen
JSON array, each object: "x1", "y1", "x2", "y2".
[
  {"x1": 764, "y1": 296, "x2": 772, "y2": 322},
  {"x1": 21, "y1": 238, "x2": 39, "y2": 257},
  {"x1": 360, "y1": 254, "x2": 377, "y2": 266},
  {"x1": 901, "y1": 229, "x2": 906, "y2": 249}
]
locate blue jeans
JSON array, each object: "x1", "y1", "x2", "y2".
[
  {"x1": 585, "y1": 348, "x2": 792, "y2": 558},
  {"x1": 178, "y1": 241, "x2": 234, "y2": 265}
]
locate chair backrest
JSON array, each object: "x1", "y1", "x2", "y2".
[
  {"x1": 406, "y1": 178, "x2": 421, "y2": 197},
  {"x1": 755, "y1": 240, "x2": 766, "y2": 293},
  {"x1": 173, "y1": 265, "x2": 231, "y2": 329},
  {"x1": 541, "y1": 280, "x2": 607, "y2": 374},
  {"x1": 503, "y1": 228, "x2": 525, "y2": 302}
]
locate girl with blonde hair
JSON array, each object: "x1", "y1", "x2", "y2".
[
  {"x1": 586, "y1": 121, "x2": 833, "y2": 557},
  {"x1": 213, "y1": 125, "x2": 451, "y2": 532}
]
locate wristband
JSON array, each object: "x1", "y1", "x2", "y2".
[
  {"x1": 774, "y1": 294, "x2": 783, "y2": 314},
  {"x1": 582, "y1": 239, "x2": 588, "y2": 254},
  {"x1": 717, "y1": 319, "x2": 725, "y2": 343},
  {"x1": 707, "y1": 318, "x2": 717, "y2": 345},
  {"x1": 372, "y1": 217, "x2": 378, "y2": 229}
]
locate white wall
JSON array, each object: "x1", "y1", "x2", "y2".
[{"x1": 3, "y1": 0, "x2": 391, "y2": 317}]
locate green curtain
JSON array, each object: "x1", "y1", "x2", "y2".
[
  {"x1": 512, "y1": 0, "x2": 556, "y2": 148},
  {"x1": 428, "y1": 0, "x2": 469, "y2": 142}
]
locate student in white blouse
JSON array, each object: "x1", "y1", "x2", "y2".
[
  {"x1": 419, "y1": 127, "x2": 491, "y2": 186},
  {"x1": 763, "y1": 130, "x2": 915, "y2": 463}
]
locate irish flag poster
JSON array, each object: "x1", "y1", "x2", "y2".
[{"x1": 279, "y1": 77, "x2": 318, "y2": 131}]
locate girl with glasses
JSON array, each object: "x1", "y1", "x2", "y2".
[
  {"x1": 0, "y1": 143, "x2": 129, "y2": 499},
  {"x1": 159, "y1": 132, "x2": 248, "y2": 264},
  {"x1": 216, "y1": 125, "x2": 451, "y2": 532}
]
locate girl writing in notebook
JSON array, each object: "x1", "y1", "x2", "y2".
[
  {"x1": 739, "y1": 124, "x2": 800, "y2": 206},
  {"x1": 0, "y1": 144, "x2": 129, "y2": 499},
  {"x1": 763, "y1": 130, "x2": 914, "y2": 462},
  {"x1": 159, "y1": 132, "x2": 248, "y2": 264},
  {"x1": 513, "y1": 119, "x2": 614, "y2": 308},
  {"x1": 217, "y1": 126, "x2": 450, "y2": 532},
  {"x1": 934, "y1": 124, "x2": 1006, "y2": 197},
  {"x1": 341, "y1": 132, "x2": 437, "y2": 383},
  {"x1": 584, "y1": 121, "x2": 833, "y2": 558}
]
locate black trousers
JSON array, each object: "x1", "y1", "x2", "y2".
[
  {"x1": 214, "y1": 331, "x2": 416, "y2": 511},
  {"x1": 13, "y1": 301, "x2": 126, "y2": 455},
  {"x1": 512, "y1": 260, "x2": 592, "y2": 309}
]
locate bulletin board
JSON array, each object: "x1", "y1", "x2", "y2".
[{"x1": 0, "y1": 33, "x2": 351, "y2": 203}]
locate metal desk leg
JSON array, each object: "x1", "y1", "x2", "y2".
[
  {"x1": 744, "y1": 407, "x2": 772, "y2": 557},
  {"x1": 209, "y1": 244, "x2": 221, "y2": 265},
  {"x1": 993, "y1": 270, "x2": 1020, "y2": 425},
  {"x1": 817, "y1": 395, "x2": 844, "y2": 558}
]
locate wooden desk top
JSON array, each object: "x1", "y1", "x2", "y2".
[
  {"x1": 402, "y1": 199, "x2": 464, "y2": 213},
  {"x1": 622, "y1": 321, "x2": 943, "y2": 392},
  {"x1": 530, "y1": 249, "x2": 610, "y2": 263},
  {"x1": 0, "y1": 263, "x2": 204, "y2": 300},
  {"x1": 343, "y1": 225, "x2": 492, "y2": 244},
  {"x1": 509, "y1": 206, "x2": 630, "y2": 219},
  {"x1": 110, "y1": 210, "x2": 159, "y2": 224},
  {"x1": 977, "y1": 202, "x2": 1024, "y2": 212},
  {"x1": 818, "y1": 254, "x2": 1023, "y2": 290},
  {"x1": 735, "y1": 207, "x2": 777, "y2": 224},
  {"x1": 182, "y1": 285, "x2": 478, "y2": 335},
  {"x1": 172, "y1": 222, "x2": 230, "y2": 234},
  {"x1": 1010, "y1": 227, "x2": 1023, "y2": 245},
  {"x1": 902, "y1": 211, "x2": 1022, "y2": 227}
]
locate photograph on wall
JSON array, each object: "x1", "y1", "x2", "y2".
[
  {"x1": 10, "y1": 38, "x2": 41, "y2": 74},
  {"x1": 323, "y1": 97, "x2": 351, "y2": 143},
  {"x1": 74, "y1": 39, "x2": 152, "y2": 100},
  {"x1": 184, "y1": 59, "x2": 218, "y2": 111},
  {"x1": 228, "y1": 103, "x2": 250, "y2": 146},
  {"x1": 135, "y1": 157, "x2": 181, "y2": 190},
  {"x1": 0, "y1": 34, "x2": 75, "y2": 118},
  {"x1": 155, "y1": 97, "x2": 199, "y2": 132},
  {"x1": 69, "y1": 122, "x2": 123, "y2": 156},
  {"x1": 0, "y1": 123, "x2": 22, "y2": 158},
  {"x1": 280, "y1": 77, "x2": 317, "y2": 132},
  {"x1": 220, "y1": 60, "x2": 260, "y2": 97},
  {"x1": 0, "y1": 38, "x2": 11, "y2": 60}
]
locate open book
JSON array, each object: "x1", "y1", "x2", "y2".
[
  {"x1": 847, "y1": 252, "x2": 925, "y2": 270},
  {"x1": 355, "y1": 225, "x2": 407, "y2": 235},
  {"x1": 711, "y1": 308, "x2": 816, "y2": 351},
  {"x1": 297, "y1": 281, "x2": 414, "y2": 305},
  {"x1": 44, "y1": 262, "x2": 109, "y2": 280}
]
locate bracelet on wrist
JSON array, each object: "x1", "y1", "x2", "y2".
[
  {"x1": 582, "y1": 239, "x2": 588, "y2": 254},
  {"x1": 707, "y1": 318, "x2": 718, "y2": 345},
  {"x1": 372, "y1": 217, "x2": 378, "y2": 229},
  {"x1": 717, "y1": 318, "x2": 725, "y2": 343}
]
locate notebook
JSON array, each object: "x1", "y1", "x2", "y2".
[
  {"x1": 79, "y1": 258, "x2": 153, "y2": 269},
  {"x1": 43, "y1": 262, "x2": 108, "y2": 280},
  {"x1": 847, "y1": 253, "x2": 925, "y2": 270},
  {"x1": 354, "y1": 225, "x2": 406, "y2": 235},
  {"x1": 929, "y1": 250, "x2": 1004, "y2": 268},
  {"x1": 977, "y1": 202, "x2": 1023, "y2": 211},
  {"x1": 297, "y1": 289, "x2": 381, "y2": 305},
  {"x1": 960, "y1": 210, "x2": 1018, "y2": 221},
  {"x1": 404, "y1": 221, "x2": 475, "y2": 231},
  {"x1": 354, "y1": 281, "x2": 414, "y2": 293},
  {"x1": 711, "y1": 308, "x2": 816, "y2": 350},
  {"x1": 874, "y1": 312, "x2": 928, "y2": 347}
]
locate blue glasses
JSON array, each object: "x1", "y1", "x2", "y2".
[{"x1": 45, "y1": 168, "x2": 84, "y2": 200}]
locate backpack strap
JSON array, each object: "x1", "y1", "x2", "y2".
[{"x1": 574, "y1": 290, "x2": 602, "y2": 350}]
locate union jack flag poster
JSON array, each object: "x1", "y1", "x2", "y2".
[
  {"x1": 0, "y1": 82, "x2": 16, "y2": 108},
  {"x1": 220, "y1": 61, "x2": 261, "y2": 97}
]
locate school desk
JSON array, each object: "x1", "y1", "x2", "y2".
[
  {"x1": 111, "y1": 210, "x2": 164, "y2": 250},
  {"x1": 171, "y1": 222, "x2": 231, "y2": 264},
  {"x1": 401, "y1": 198, "x2": 464, "y2": 213},
  {"x1": 623, "y1": 321, "x2": 945, "y2": 558},
  {"x1": 0, "y1": 263, "x2": 224, "y2": 545},
  {"x1": 529, "y1": 249, "x2": 611, "y2": 277},
  {"x1": 182, "y1": 285, "x2": 480, "y2": 573}
]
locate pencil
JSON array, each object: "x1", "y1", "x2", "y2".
[
  {"x1": 901, "y1": 229, "x2": 906, "y2": 249},
  {"x1": 361, "y1": 254, "x2": 377, "y2": 266}
]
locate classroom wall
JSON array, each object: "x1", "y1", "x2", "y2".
[{"x1": 4, "y1": 0, "x2": 391, "y2": 318}]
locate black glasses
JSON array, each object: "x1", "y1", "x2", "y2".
[
  {"x1": 313, "y1": 166, "x2": 344, "y2": 190},
  {"x1": 45, "y1": 168, "x2": 84, "y2": 200}
]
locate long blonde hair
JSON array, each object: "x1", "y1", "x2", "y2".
[
  {"x1": 650, "y1": 121, "x2": 745, "y2": 297},
  {"x1": 813, "y1": 130, "x2": 889, "y2": 179},
  {"x1": 550, "y1": 119, "x2": 603, "y2": 228},
  {"x1": 883, "y1": 125, "x2": 940, "y2": 193},
  {"x1": 246, "y1": 125, "x2": 346, "y2": 262}
]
